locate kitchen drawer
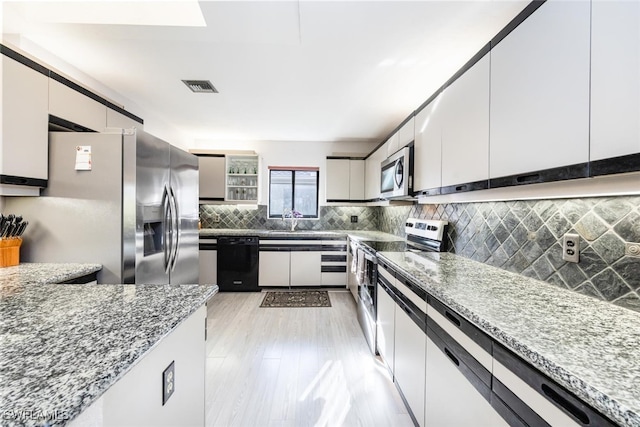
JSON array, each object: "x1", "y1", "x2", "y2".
[
  {"x1": 492, "y1": 344, "x2": 616, "y2": 427},
  {"x1": 394, "y1": 273, "x2": 427, "y2": 313},
  {"x1": 426, "y1": 296, "x2": 492, "y2": 372},
  {"x1": 425, "y1": 323, "x2": 507, "y2": 427}
]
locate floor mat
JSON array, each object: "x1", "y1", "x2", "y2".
[{"x1": 260, "y1": 290, "x2": 331, "y2": 308}]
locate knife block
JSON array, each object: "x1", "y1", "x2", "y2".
[{"x1": 0, "y1": 238, "x2": 21, "y2": 268}]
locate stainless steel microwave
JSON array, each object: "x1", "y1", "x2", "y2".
[{"x1": 380, "y1": 146, "x2": 413, "y2": 199}]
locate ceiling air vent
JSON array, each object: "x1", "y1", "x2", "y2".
[{"x1": 182, "y1": 80, "x2": 218, "y2": 93}]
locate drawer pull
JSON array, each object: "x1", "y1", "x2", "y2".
[
  {"x1": 444, "y1": 348, "x2": 459, "y2": 366},
  {"x1": 445, "y1": 310, "x2": 461, "y2": 327},
  {"x1": 541, "y1": 384, "x2": 589, "y2": 425}
]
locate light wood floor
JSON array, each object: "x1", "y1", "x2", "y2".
[{"x1": 205, "y1": 290, "x2": 413, "y2": 427}]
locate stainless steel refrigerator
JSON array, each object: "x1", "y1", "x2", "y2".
[{"x1": 6, "y1": 129, "x2": 199, "y2": 284}]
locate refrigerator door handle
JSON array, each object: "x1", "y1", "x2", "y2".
[
  {"x1": 168, "y1": 185, "x2": 180, "y2": 272},
  {"x1": 163, "y1": 184, "x2": 173, "y2": 274}
]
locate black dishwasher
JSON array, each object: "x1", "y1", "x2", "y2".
[{"x1": 217, "y1": 236, "x2": 260, "y2": 292}]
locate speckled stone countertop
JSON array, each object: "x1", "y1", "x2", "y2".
[
  {"x1": 0, "y1": 263, "x2": 102, "y2": 287},
  {"x1": 200, "y1": 228, "x2": 403, "y2": 242},
  {"x1": 0, "y1": 283, "x2": 218, "y2": 427},
  {"x1": 378, "y1": 251, "x2": 640, "y2": 427}
]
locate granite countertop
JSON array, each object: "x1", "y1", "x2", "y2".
[
  {"x1": 199, "y1": 228, "x2": 403, "y2": 242},
  {"x1": 0, "y1": 263, "x2": 102, "y2": 287},
  {"x1": 0, "y1": 283, "x2": 218, "y2": 427},
  {"x1": 378, "y1": 251, "x2": 640, "y2": 427}
]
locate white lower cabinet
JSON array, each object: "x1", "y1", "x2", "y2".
[
  {"x1": 69, "y1": 305, "x2": 206, "y2": 427},
  {"x1": 290, "y1": 252, "x2": 322, "y2": 286},
  {"x1": 394, "y1": 305, "x2": 426, "y2": 427},
  {"x1": 259, "y1": 251, "x2": 290, "y2": 286},
  {"x1": 198, "y1": 249, "x2": 217, "y2": 285},
  {"x1": 425, "y1": 330, "x2": 507, "y2": 427},
  {"x1": 259, "y1": 239, "x2": 345, "y2": 287},
  {"x1": 376, "y1": 282, "x2": 395, "y2": 373}
]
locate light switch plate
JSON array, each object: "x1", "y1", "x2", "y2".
[
  {"x1": 562, "y1": 233, "x2": 580, "y2": 263},
  {"x1": 162, "y1": 361, "x2": 175, "y2": 406}
]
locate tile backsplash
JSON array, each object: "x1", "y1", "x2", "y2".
[
  {"x1": 200, "y1": 205, "x2": 378, "y2": 231},
  {"x1": 200, "y1": 197, "x2": 640, "y2": 312},
  {"x1": 378, "y1": 196, "x2": 640, "y2": 312}
]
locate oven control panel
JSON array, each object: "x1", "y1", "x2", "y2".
[{"x1": 405, "y1": 218, "x2": 448, "y2": 242}]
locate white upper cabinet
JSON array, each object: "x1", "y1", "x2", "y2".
[
  {"x1": 441, "y1": 54, "x2": 490, "y2": 187},
  {"x1": 198, "y1": 155, "x2": 226, "y2": 200},
  {"x1": 489, "y1": 0, "x2": 591, "y2": 179},
  {"x1": 106, "y1": 108, "x2": 142, "y2": 131},
  {"x1": 398, "y1": 117, "x2": 415, "y2": 148},
  {"x1": 386, "y1": 132, "x2": 400, "y2": 157},
  {"x1": 49, "y1": 79, "x2": 107, "y2": 131},
  {"x1": 326, "y1": 158, "x2": 364, "y2": 201},
  {"x1": 326, "y1": 158, "x2": 351, "y2": 201},
  {"x1": 1, "y1": 55, "x2": 48, "y2": 195},
  {"x1": 349, "y1": 159, "x2": 365, "y2": 200},
  {"x1": 590, "y1": 0, "x2": 640, "y2": 161},
  {"x1": 414, "y1": 94, "x2": 443, "y2": 192},
  {"x1": 364, "y1": 146, "x2": 386, "y2": 200}
]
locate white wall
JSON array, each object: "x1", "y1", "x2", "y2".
[{"x1": 191, "y1": 139, "x2": 377, "y2": 205}]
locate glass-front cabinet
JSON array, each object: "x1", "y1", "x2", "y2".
[{"x1": 226, "y1": 155, "x2": 259, "y2": 202}]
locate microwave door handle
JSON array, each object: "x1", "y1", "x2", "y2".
[{"x1": 394, "y1": 159, "x2": 404, "y2": 187}]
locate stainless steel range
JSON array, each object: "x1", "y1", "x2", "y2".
[{"x1": 355, "y1": 218, "x2": 449, "y2": 354}]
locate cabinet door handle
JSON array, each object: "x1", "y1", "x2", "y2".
[
  {"x1": 541, "y1": 384, "x2": 590, "y2": 425},
  {"x1": 444, "y1": 348, "x2": 460, "y2": 366},
  {"x1": 445, "y1": 310, "x2": 461, "y2": 327}
]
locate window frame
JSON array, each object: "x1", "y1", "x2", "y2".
[{"x1": 268, "y1": 167, "x2": 320, "y2": 219}]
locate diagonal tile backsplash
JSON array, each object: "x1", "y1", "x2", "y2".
[
  {"x1": 200, "y1": 204, "x2": 378, "y2": 231},
  {"x1": 378, "y1": 196, "x2": 640, "y2": 313},
  {"x1": 201, "y1": 196, "x2": 640, "y2": 313}
]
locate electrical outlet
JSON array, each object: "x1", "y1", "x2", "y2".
[
  {"x1": 162, "y1": 361, "x2": 175, "y2": 406},
  {"x1": 350, "y1": 215, "x2": 358, "y2": 223},
  {"x1": 212, "y1": 213, "x2": 221, "y2": 223},
  {"x1": 626, "y1": 242, "x2": 640, "y2": 258},
  {"x1": 562, "y1": 233, "x2": 580, "y2": 263}
]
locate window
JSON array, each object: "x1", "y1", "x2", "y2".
[{"x1": 268, "y1": 167, "x2": 319, "y2": 218}]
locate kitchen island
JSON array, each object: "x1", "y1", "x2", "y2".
[
  {"x1": 0, "y1": 276, "x2": 218, "y2": 427},
  {"x1": 0, "y1": 262, "x2": 102, "y2": 287},
  {"x1": 379, "y1": 250, "x2": 640, "y2": 427}
]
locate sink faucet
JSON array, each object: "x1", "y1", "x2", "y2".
[{"x1": 282, "y1": 209, "x2": 302, "y2": 231}]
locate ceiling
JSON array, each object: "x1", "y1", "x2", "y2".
[{"x1": 2, "y1": 0, "x2": 529, "y2": 146}]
